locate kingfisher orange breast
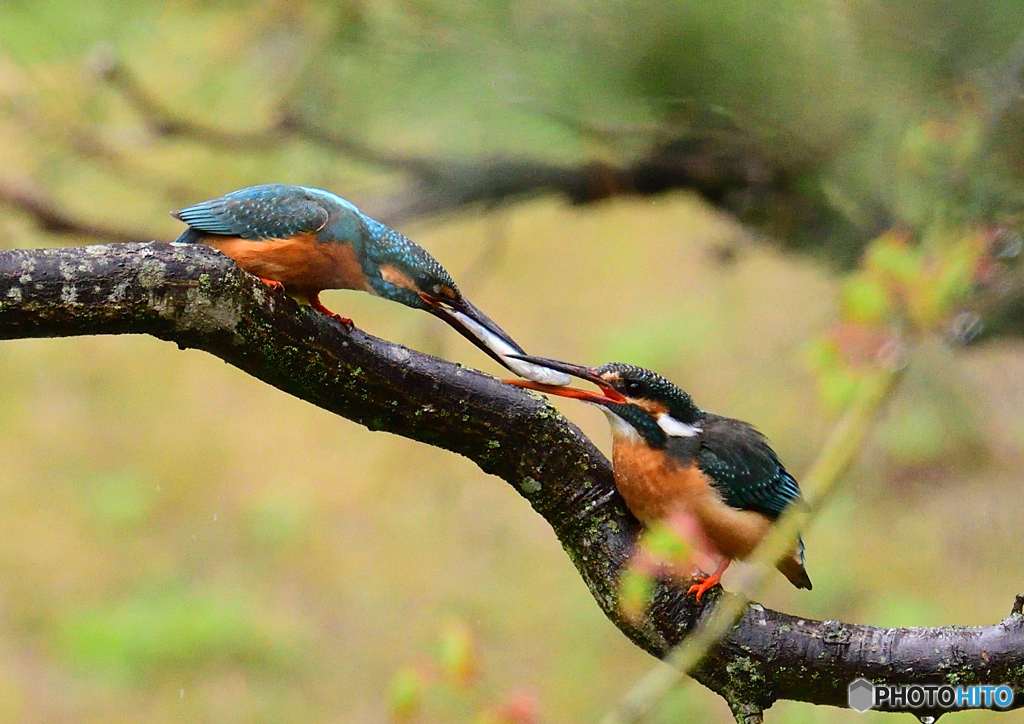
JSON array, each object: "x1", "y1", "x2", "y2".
[
  {"x1": 611, "y1": 437, "x2": 699, "y2": 524},
  {"x1": 202, "y1": 234, "x2": 372, "y2": 297},
  {"x1": 611, "y1": 437, "x2": 773, "y2": 561}
]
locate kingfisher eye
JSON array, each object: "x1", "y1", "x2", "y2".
[{"x1": 624, "y1": 381, "x2": 642, "y2": 396}]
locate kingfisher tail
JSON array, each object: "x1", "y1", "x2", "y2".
[
  {"x1": 171, "y1": 227, "x2": 205, "y2": 244},
  {"x1": 776, "y1": 555, "x2": 812, "y2": 590},
  {"x1": 776, "y1": 534, "x2": 812, "y2": 590}
]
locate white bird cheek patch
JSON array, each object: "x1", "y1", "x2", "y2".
[{"x1": 657, "y1": 414, "x2": 701, "y2": 438}]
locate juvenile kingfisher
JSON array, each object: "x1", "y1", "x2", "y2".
[
  {"x1": 505, "y1": 355, "x2": 811, "y2": 599},
  {"x1": 171, "y1": 184, "x2": 569, "y2": 385}
]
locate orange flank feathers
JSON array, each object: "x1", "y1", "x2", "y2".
[
  {"x1": 201, "y1": 234, "x2": 371, "y2": 299},
  {"x1": 611, "y1": 437, "x2": 807, "y2": 588}
]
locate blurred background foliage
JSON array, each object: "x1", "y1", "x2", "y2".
[{"x1": 1, "y1": 0, "x2": 1024, "y2": 722}]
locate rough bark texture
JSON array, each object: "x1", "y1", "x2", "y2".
[{"x1": 1, "y1": 242, "x2": 1022, "y2": 718}]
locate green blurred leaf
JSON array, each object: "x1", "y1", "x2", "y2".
[
  {"x1": 900, "y1": 121, "x2": 934, "y2": 169},
  {"x1": 618, "y1": 567, "x2": 655, "y2": 623},
  {"x1": 640, "y1": 521, "x2": 690, "y2": 564},
  {"x1": 436, "y1": 620, "x2": 478, "y2": 688},
  {"x1": 817, "y1": 366, "x2": 862, "y2": 411},
  {"x1": 933, "y1": 247, "x2": 979, "y2": 310},
  {"x1": 841, "y1": 274, "x2": 894, "y2": 325},
  {"x1": 804, "y1": 338, "x2": 840, "y2": 373},
  {"x1": 864, "y1": 233, "x2": 920, "y2": 287},
  {"x1": 389, "y1": 666, "x2": 423, "y2": 721}
]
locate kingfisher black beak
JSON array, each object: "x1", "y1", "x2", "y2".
[
  {"x1": 502, "y1": 353, "x2": 627, "y2": 403},
  {"x1": 419, "y1": 294, "x2": 571, "y2": 386}
]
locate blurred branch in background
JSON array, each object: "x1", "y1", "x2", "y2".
[
  {"x1": 76, "y1": 26, "x2": 1024, "y2": 344},
  {"x1": 0, "y1": 177, "x2": 151, "y2": 243},
  {"x1": 11, "y1": 30, "x2": 1024, "y2": 342},
  {"x1": 12, "y1": 45, "x2": 1015, "y2": 348},
  {"x1": 1, "y1": 242, "x2": 1022, "y2": 719},
  {"x1": 92, "y1": 51, "x2": 434, "y2": 173},
  {"x1": 93, "y1": 53, "x2": 878, "y2": 237}
]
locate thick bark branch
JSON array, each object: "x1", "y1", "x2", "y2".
[{"x1": 1, "y1": 242, "x2": 1022, "y2": 717}]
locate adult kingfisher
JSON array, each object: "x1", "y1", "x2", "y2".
[
  {"x1": 505, "y1": 355, "x2": 812, "y2": 600},
  {"x1": 171, "y1": 184, "x2": 569, "y2": 385}
]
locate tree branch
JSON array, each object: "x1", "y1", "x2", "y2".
[
  {"x1": 0, "y1": 178, "x2": 152, "y2": 243},
  {"x1": 95, "y1": 57, "x2": 867, "y2": 231},
  {"x1": 1, "y1": 242, "x2": 1021, "y2": 717}
]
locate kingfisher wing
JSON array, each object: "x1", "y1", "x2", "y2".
[
  {"x1": 173, "y1": 184, "x2": 330, "y2": 241},
  {"x1": 694, "y1": 415, "x2": 803, "y2": 519}
]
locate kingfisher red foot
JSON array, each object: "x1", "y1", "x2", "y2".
[
  {"x1": 256, "y1": 275, "x2": 353, "y2": 323},
  {"x1": 688, "y1": 558, "x2": 731, "y2": 602},
  {"x1": 171, "y1": 184, "x2": 569, "y2": 385},
  {"x1": 256, "y1": 276, "x2": 285, "y2": 291},
  {"x1": 308, "y1": 295, "x2": 352, "y2": 326},
  {"x1": 504, "y1": 355, "x2": 812, "y2": 595}
]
